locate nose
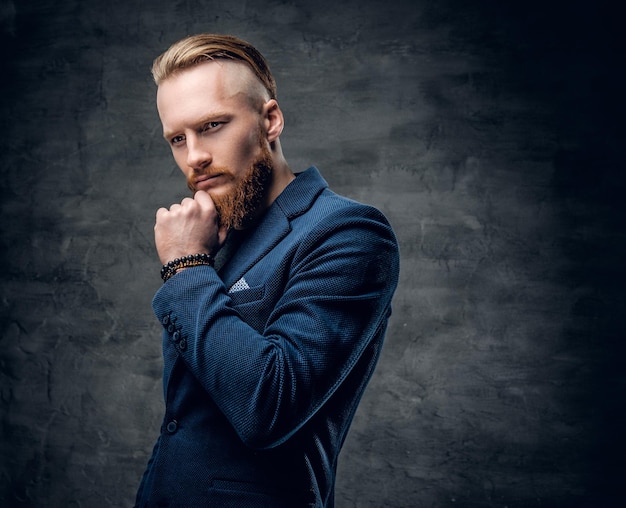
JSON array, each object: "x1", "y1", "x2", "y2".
[{"x1": 186, "y1": 136, "x2": 212, "y2": 170}]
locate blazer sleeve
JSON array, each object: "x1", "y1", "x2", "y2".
[{"x1": 152, "y1": 203, "x2": 400, "y2": 449}]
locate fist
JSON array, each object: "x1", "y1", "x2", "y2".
[{"x1": 154, "y1": 191, "x2": 227, "y2": 264}]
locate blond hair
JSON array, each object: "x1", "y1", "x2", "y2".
[{"x1": 152, "y1": 33, "x2": 277, "y2": 100}]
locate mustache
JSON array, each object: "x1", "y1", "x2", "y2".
[{"x1": 186, "y1": 166, "x2": 234, "y2": 193}]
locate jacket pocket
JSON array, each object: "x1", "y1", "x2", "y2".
[{"x1": 227, "y1": 284, "x2": 265, "y2": 306}]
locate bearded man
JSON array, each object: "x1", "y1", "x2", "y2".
[{"x1": 134, "y1": 34, "x2": 399, "y2": 508}]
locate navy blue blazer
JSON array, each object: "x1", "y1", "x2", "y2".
[{"x1": 135, "y1": 167, "x2": 400, "y2": 507}]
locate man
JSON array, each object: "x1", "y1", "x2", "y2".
[{"x1": 135, "y1": 34, "x2": 399, "y2": 507}]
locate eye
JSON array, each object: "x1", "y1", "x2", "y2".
[
  {"x1": 170, "y1": 134, "x2": 185, "y2": 146},
  {"x1": 201, "y1": 121, "x2": 222, "y2": 133}
]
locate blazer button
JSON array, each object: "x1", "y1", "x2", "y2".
[
  {"x1": 167, "y1": 324, "x2": 175, "y2": 333},
  {"x1": 178, "y1": 339, "x2": 187, "y2": 352},
  {"x1": 166, "y1": 420, "x2": 178, "y2": 433},
  {"x1": 162, "y1": 315, "x2": 170, "y2": 326},
  {"x1": 170, "y1": 330, "x2": 181, "y2": 343}
]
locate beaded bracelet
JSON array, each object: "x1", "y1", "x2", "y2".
[{"x1": 160, "y1": 253, "x2": 214, "y2": 282}]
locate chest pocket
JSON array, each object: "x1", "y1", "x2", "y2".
[
  {"x1": 228, "y1": 283, "x2": 265, "y2": 306},
  {"x1": 227, "y1": 282, "x2": 267, "y2": 334}
]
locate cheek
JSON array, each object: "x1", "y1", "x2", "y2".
[
  {"x1": 222, "y1": 140, "x2": 256, "y2": 173},
  {"x1": 238, "y1": 128, "x2": 264, "y2": 163}
]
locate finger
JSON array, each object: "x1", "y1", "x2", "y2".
[
  {"x1": 156, "y1": 207, "x2": 169, "y2": 220},
  {"x1": 193, "y1": 189, "x2": 215, "y2": 208}
]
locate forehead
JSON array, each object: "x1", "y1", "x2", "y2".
[{"x1": 157, "y1": 60, "x2": 263, "y2": 114}]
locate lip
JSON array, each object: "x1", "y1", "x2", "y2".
[{"x1": 195, "y1": 174, "x2": 224, "y2": 191}]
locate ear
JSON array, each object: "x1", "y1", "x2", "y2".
[{"x1": 262, "y1": 99, "x2": 284, "y2": 143}]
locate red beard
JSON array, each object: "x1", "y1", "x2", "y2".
[{"x1": 187, "y1": 144, "x2": 274, "y2": 230}]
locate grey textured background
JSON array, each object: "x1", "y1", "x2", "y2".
[{"x1": 1, "y1": 0, "x2": 624, "y2": 506}]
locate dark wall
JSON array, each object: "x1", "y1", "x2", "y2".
[{"x1": 1, "y1": 0, "x2": 624, "y2": 506}]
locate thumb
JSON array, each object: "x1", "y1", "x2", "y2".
[{"x1": 218, "y1": 225, "x2": 229, "y2": 246}]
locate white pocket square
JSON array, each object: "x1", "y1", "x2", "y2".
[{"x1": 229, "y1": 277, "x2": 250, "y2": 293}]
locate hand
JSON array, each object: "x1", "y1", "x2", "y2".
[{"x1": 154, "y1": 191, "x2": 228, "y2": 265}]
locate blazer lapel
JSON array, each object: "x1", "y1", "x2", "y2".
[
  {"x1": 219, "y1": 204, "x2": 291, "y2": 290},
  {"x1": 218, "y1": 167, "x2": 328, "y2": 291}
]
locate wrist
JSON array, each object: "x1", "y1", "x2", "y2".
[{"x1": 160, "y1": 253, "x2": 214, "y2": 282}]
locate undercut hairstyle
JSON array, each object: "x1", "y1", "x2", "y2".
[{"x1": 152, "y1": 33, "x2": 277, "y2": 100}]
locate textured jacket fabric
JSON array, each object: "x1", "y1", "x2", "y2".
[{"x1": 135, "y1": 167, "x2": 400, "y2": 507}]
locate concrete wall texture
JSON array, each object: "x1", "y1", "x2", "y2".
[{"x1": 0, "y1": 0, "x2": 624, "y2": 506}]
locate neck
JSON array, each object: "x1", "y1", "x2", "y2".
[{"x1": 265, "y1": 150, "x2": 295, "y2": 207}]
